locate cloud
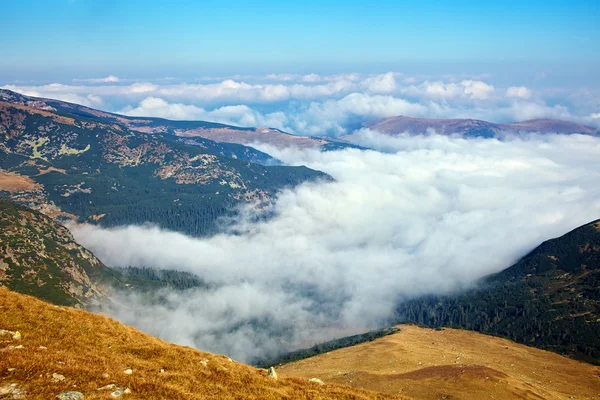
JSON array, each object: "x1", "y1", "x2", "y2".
[
  {"x1": 120, "y1": 97, "x2": 288, "y2": 129},
  {"x1": 362, "y1": 72, "x2": 397, "y2": 94},
  {"x1": 73, "y1": 75, "x2": 120, "y2": 83},
  {"x1": 461, "y1": 80, "x2": 495, "y2": 100},
  {"x1": 72, "y1": 133, "x2": 600, "y2": 363},
  {"x1": 506, "y1": 86, "x2": 532, "y2": 99},
  {"x1": 3, "y1": 72, "x2": 594, "y2": 136},
  {"x1": 403, "y1": 80, "x2": 495, "y2": 100}
]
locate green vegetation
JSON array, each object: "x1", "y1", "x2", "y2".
[
  {"x1": 254, "y1": 327, "x2": 399, "y2": 368},
  {"x1": 0, "y1": 96, "x2": 329, "y2": 236},
  {"x1": 0, "y1": 198, "x2": 108, "y2": 306},
  {"x1": 396, "y1": 220, "x2": 600, "y2": 365},
  {"x1": 109, "y1": 266, "x2": 211, "y2": 292}
]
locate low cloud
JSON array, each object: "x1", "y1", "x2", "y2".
[
  {"x1": 73, "y1": 75, "x2": 120, "y2": 83},
  {"x1": 3, "y1": 72, "x2": 595, "y2": 136},
  {"x1": 506, "y1": 86, "x2": 532, "y2": 99},
  {"x1": 120, "y1": 97, "x2": 289, "y2": 129},
  {"x1": 72, "y1": 133, "x2": 600, "y2": 363}
]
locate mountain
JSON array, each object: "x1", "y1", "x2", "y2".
[
  {"x1": 0, "y1": 198, "x2": 108, "y2": 307},
  {"x1": 0, "y1": 88, "x2": 357, "y2": 151},
  {"x1": 0, "y1": 89, "x2": 329, "y2": 237},
  {"x1": 396, "y1": 219, "x2": 600, "y2": 364},
  {"x1": 0, "y1": 287, "x2": 402, "y2": 400},
  {"x1": 363, "y1": 115, "x2": 599, "y2": 138},
  {"x1": 278, "y1": 324, "x2": 600, "y2": 400}
]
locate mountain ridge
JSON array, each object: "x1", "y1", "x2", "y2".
[
  {"x1": 278, "y1": 324, "x2": 600, "y2": 400},
  {"x1": 363, "y1": 115, "x2": 599, "y2": 137},
  {"x1": 0, "y1": 88, "x2": 358, "y2": 151},
  {"x1": 396, "y1": 218, "x2": 600, "y2": 364},
  {"x1": 0, "y1": 91, "x2": 329, "y2": 237}
]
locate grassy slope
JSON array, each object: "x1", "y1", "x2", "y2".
[
  {"x1": 278, "y1": 325, "x2": 600, "y2": 400},
  {"x1": 0, "y1": 287, "x2": 405, "y2": 400}
]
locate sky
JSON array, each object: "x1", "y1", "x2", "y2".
[{"x1": 1, "y1": 0, "x2": 599, "y2": 81}]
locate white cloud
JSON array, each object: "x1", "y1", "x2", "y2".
[
  {"x1": 73, "y1": 75, "x2": 120, "y2": 83},
  {"x1": 506, "y1": 86, "x2": 532, "y2": 99},
  {"x1": 3, "y1": 73, "x2": 595, "y2": 136},
  {"x1": 362, "y1": 72, "x2": 397, "y2": 94},
  {"x1": 121, "y1": 97, "x2": 288, "y2": 129},
  {"x1": 402, "y1": 80, "x2": 495, "y2": 100},
  {"x1": 461, "y1": 80, "x2": 495, "y2": 100},
  {"x1": 72, "y1": 133, "x2": 600, "y2": 362}
]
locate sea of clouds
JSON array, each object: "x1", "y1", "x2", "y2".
[
  {"x1": 3, "y1": 72, "x2": 600, "y2": 136},
  {"x1": 70, "y1": 131, "x2": 600, "y2": 362},
  {"x1": 9, "y1": 70, "x2": 599, "y2": 361}
]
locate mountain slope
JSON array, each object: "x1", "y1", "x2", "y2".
[
  {"x1": 0, "y1": 88, "x2": 357, "y2": 151},
  {"x1": 397, "y1": 219, "x2": 600, "y2": 364},
  {"x1": 278, "y1": 324, "x2": 600, "y2": 400},
  {"x1": 0, "y1": 199, "x2": 109, "y2": 307},
  {"x1": 364, "y1": 115, "x2": 599, "y2": 138},
  {"x1": 0, "y1": 91, "x2": 329, "y2": 236},
  {"x1": 0, "y1": 287, "x2": 403, "y2": 400}
]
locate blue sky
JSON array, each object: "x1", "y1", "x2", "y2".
[{"x1": 1, "y1": 0, "x2": 598, "y2": 81}]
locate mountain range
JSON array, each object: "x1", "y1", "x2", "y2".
[
  {"x1": 363, "y1": 115, "x2": 599, "y2": 138},
  {"x1": 0, "y1": 89, "x2": 331, "y2": 237}
]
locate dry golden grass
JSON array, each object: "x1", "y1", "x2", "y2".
[
  {"x1": 0, "y1": 288, "x2": 405, "y2": 400},
  {"x1": 175, "y1": 127, "x2": 327, "y2": 149},
  {"x1": 0, "y1": 171, "x2": 40, "y2": 192},
  {"x1": 278, "y1": 325, "x2": 600, "y2": 400}
]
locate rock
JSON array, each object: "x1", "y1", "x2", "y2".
[
  {"x1": 109, "y1": 387, "x2": 131, "y2": 398},
  {"x1": 52, "y1": 373, "x2": 66, "y2": 382},
  {"x1": 2, "y1": 345, "x2": 24, "y2": 351},
  {"x1": 12, "y1": 331, "x2": 21, "y2": 340},
  {"x1": 96, "y1": 384, "x2": 116, "y2": 391},
  {"x1": 159, "y1": 369, "x2": 166, "y2": 373},
  {"x1": 309, "y1": 378, "x2": 324, "y2": 385},
  {"x1": 39, "y1": 346, "x2": 48, "y2": 350},
  {"x1": 0, "y1": 329, "x2": 16, "y2": 337},
  {"x1": 267, "y1": 367, "x2": 278, "y2": 380},
  {"x1": 101, "y1": 373, "x2": 110, "y2": 379},
  {"x1": 56, "y1": 392, "x2": 84, "y2": 400},
  {"x1": 200, "y1": 358, "x2": 208, "y2": 366},
  {"x1": 123, "y1": 368, "x2": 133, "y2": 375},
  {"x1": 7, "y1": 368, "x2": 16, "y2": 372},
  {"x1": 0, "y1": 383, "x2": 25, "y2": 399}
]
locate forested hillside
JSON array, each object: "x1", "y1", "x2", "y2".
[
  {"x1": 0, "y1": 90, "x2": 329, "y2": 236},
  {"x1": 0, "y1": 199, "x2": 109, "y2": 306},
  {"x1": 396, "y1": 219, "x2": 600, "y2": 364}
]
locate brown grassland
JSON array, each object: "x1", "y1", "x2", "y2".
[
  {"x1": 0, "y1": 287, "x2": 405, "y2": 400},
  {"x1": 278, "y1": 325, "x2": 600, "y2": 400},
  {"x1": 0, "y1": 171, "x2": 40, "y2": 193}
]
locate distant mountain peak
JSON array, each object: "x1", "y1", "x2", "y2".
[{"x1": 363, "y1": 115, "x2": 598, "y2": 138}]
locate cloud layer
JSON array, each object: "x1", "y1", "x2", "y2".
[
  {"x1": 72, "y1": 133, "x2": 600, "y2": 362},
  {"x1": 3, "y1": 72, "x2": 599, "y2": 136}
]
